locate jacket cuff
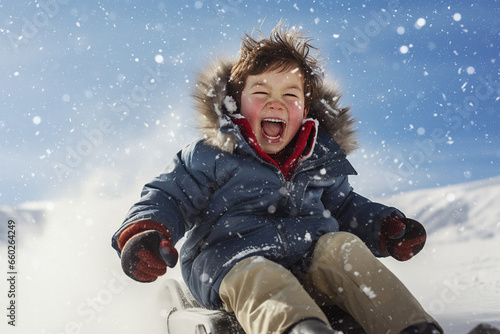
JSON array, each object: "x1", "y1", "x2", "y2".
[{"x1": 116, "y1": 220, "x2": 170, "y2": 250}]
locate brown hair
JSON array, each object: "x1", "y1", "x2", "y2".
[{"x1": 229, "y1": 22, "x2": 324, "y2": 109}]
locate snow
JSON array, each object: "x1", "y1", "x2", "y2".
[
  {"x1": 414, "y1": 18, "x2": 427, "y2": 29},
  {"x1": 377, "y1": 176, "x2": 500, "y2": 331},
  {"x1": 399, "y1": 45, "x2": 410, "y2": 54},
  {"x1": 1, "y1": 1, "x2": 499, "y2": 332},
  {"x1": 154, "y1": 54, "x2": 164, "y2": 64},
  {"x1": 222, "y1": 244, "x2": 279, "y2": 268},
  {"x1": 1, "y1": 175, "x2": 499, "y2": 333},
  {"x1": 223, "y1": 95, "x2": 238, "y2": 114},
  {"x1": 453, "y1": 13, "x2": 463, "y2": 22},
  {"x1": 360, "y1": 285, "x2": 377, "y2": 299}
]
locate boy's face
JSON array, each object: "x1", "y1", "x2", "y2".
[{"x1": 240, "y1": 67, "x2": 308, "y2": 155}]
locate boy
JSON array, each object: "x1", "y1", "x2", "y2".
[{"x1": 112, "y1": 23, "x2": 443, "y2": 334}]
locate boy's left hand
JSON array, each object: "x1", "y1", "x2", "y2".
[{"x1": 381, "y1": 214, "x2": 426, "y2": 261}]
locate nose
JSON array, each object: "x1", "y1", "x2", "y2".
[{"x1": 266, "y1": 100, "x2": 284, "y2": 111}]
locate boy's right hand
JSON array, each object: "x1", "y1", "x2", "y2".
[{"x1": 120, "y1": 230, "x2": 178, "y2": 282}]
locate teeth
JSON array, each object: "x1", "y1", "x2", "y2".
[{"x1": 262, "y1": 118, "x2": 285, "y2": 123}]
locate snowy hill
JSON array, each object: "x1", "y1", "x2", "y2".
[
  {"x1": 378, "y1": 176, "x2": 500, "y2": 332},
  {"x1": 378, "y1": 175, "x2": 500, "y2": 242},
  {"x1": 1, "y1": 176, "x2": 499, "y2": 333}
]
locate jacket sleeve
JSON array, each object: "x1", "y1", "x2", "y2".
[
  {"x1": 322, "y1": 176, "x2": 404, "y2": 257},
  {"x1": 111, "y1": 141, "x2": 218, "y2": 254}
]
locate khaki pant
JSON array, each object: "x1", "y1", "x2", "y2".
[{"x1": 219, "y1": 232, "x2": 441, "y2": 334}]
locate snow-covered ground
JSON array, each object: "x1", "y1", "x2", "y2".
[
  {"x1": 1, "y1": 174, "x2": 499, "y2": 333},
  {"x1": 378, "y1": 176, "x2": 500, "y2": 332}
]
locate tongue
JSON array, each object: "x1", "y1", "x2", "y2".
[{"x1": 262, "y1": 121, "x2": 282, "y2": 138}]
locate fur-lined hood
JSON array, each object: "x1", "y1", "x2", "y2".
[{"x1": 192, "y1": 59, "x2": 358, "y2": 155}]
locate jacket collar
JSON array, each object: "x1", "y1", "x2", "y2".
[{"x1": 231, "y1": 116, "x2": 318, "y2": 180}]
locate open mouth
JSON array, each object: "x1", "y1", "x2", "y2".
[{"x1": 261, "y1": 118, "x2": 285, "y2": 140}]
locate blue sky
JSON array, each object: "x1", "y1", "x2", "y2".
[{"x1": 1, "y1": 0, "x2": 499, "y2": 205}]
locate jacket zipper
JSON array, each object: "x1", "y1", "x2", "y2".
[{"x1": 275, "y1": 175, "x2": 294, "y2": 258}]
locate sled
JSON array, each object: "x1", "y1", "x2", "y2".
[{"x1": 159, "y1": 278, "x2": 365, "y2": 334}]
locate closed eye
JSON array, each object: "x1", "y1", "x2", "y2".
[
  {"x1": 254, "y1": 91, "x2": 268, "y2": 95},
  {"x1": 284, "y1": 93, "x2": 298, "y2": 98}
]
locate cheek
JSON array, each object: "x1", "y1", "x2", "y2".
[
  {"x1": 288, "y1": 101, "x2": 306, "y2": 119},
  {"x1": 241, "y1": 96, "x2": 263, "y2": 119}
]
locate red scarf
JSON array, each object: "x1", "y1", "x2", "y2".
[{"x1": 232, "y1": 117, "x2": 317, "y2": 181}]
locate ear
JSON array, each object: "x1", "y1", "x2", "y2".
[{"x1": 304, "y1": 106, "x2": 310, "y2": 118}]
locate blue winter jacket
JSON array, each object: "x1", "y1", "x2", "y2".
[{"x1": 111, "y1": 60, "x2": 403, "y2": 309}]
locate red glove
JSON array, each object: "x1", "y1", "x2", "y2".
[
  {"x1": 380, "y1": 213, "x2": 426, "y2": 261},
  {"x1": 118, "y1": 221, "x2": 178, "y2": 282}
]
